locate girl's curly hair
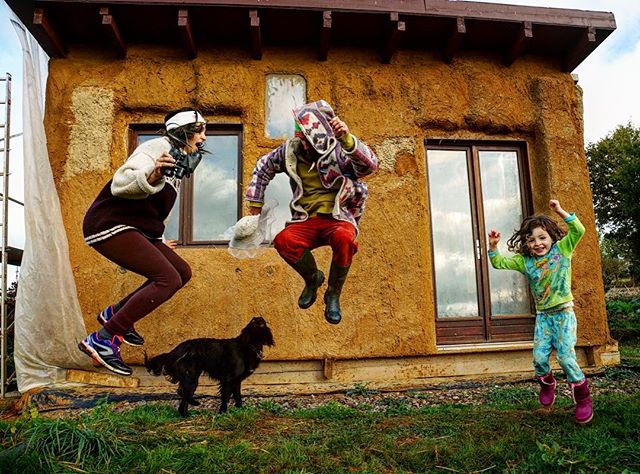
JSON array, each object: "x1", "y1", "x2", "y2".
[{"x1": 506, "y1": 214, "x2": 566, "y2": 257}]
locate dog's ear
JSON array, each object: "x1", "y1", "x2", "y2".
[{"x1": 252, "y1": 316, "x2": 266, "y2": 326}]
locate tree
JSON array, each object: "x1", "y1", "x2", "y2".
[{"x1": 586, "y1": 123, "x2": 640, "y2": 284}]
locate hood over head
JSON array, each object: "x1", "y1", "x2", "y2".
[{"x1": 292, "y1": 100, "x2": 337, "y2": 155}]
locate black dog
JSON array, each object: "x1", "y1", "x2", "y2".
[{"x1": 145, "y1": 316, "x2": 274, "y2": 417}]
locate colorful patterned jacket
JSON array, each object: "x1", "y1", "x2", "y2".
[{"x1": 246, "y1": 136, "x2": 378, "y2": 232}]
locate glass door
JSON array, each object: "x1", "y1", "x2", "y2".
[{"x1": 426, "y1": 143, "x2": 534, "y2": 344}]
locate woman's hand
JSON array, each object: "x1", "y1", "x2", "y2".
[
  {"x1": 148, "y1": 152, "x2": 176, "y2": 185},
  {"x1": 163, "y1": 240, "x2": 178, "y2": 249},
  {"x1": 329, "y1": 116, "x2": 349, "y2": 139},
  {"x1": 549, "y1": 199, "x2": 570, "y2": 219},
  {"x1": 488, "y1": 230, "x2": 501, "y2": 251}
]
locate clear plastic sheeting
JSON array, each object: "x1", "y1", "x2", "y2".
[
  {"x1": 11, "y1": 16, "x2": 90, "y2": 393},
  {"x1": 223, "y1": 200, "x2": 279, "y2": 259}
]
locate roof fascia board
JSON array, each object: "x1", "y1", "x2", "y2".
[{"x1": 33, "y1": 0, "x2": 616, "y2": 29}]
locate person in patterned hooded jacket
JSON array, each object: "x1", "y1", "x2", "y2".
[{"x1": 246, "y1": 100, "x2": 378, "y2": 324}]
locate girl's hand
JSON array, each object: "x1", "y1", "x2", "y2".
[
  {"x1": 148, "y1": 152, "x2": 176, "y2": 185},
  {"x1": 549, "y1": 199, "x2": 570, "y2": 218},
  {"x1": 488, "y1": 230, "x2": 501, "y2": 251},
  {"x1": 329, "y1": 116, "x2": 349, "y2": 139}
]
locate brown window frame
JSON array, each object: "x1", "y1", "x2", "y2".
[
  {"x1": 425, "y1": 139, "x2": 536, "y2": 344},
  {"x1": 128, "y1": 124, "x2": 243, "y2": 247}
]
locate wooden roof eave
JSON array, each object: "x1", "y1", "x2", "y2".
[
  {"x1": 6, "y1": 0, "x2": 616, "y2": 70},
  {"x1": 26, "y1": 0, "x2": 617, "y2": 29}
]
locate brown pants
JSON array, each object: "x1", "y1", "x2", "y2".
[{"x1": 93, "y1": 230, "x2": 191, "y2": 335}]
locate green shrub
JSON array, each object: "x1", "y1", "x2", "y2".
[{"x1": 606, "y1": 297, "x2": 640, "y2": 341}]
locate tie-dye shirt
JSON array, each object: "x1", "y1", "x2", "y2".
[{"x1": 488, "y1": 214, "x2": 585, "y2": 311}]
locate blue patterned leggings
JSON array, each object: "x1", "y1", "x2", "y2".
[{"x1": 532, "y1": 308, "x2": 585, "y2": 383}]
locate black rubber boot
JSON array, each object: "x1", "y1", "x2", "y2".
[
  {"x1": 323, "y1": 262, "x2": 350, "y2": 325},
  {"x1": 290, "y1": 250, "x2": 325, "y2": 309}
]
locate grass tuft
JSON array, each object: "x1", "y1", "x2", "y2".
[{"x1": 485, "y1": 385, "x2": 538, "y2": 406}]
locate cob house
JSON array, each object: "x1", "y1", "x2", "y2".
[{"x1": 6, "y1": 0, "x2": 619, "y2": 395}]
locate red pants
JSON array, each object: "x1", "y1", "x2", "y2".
[{"x1": 273, "y1": 216, "x2": 358, "y2": 267}]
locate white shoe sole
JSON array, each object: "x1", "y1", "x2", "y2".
[{"x1": 79, "y1": 340, "x2": 132, "y2": 376}]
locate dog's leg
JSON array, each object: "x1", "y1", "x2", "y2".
[
  {"x1": 187, "y1": 369, "x2": 202, "y2": 406},
  {"x1": 177, "y1": 370, "x2": 200, "y2": 417},
  {"x1": 178, "y1": 397, "x2": 189, "y2": 417},
  {"x1": 232, "y1": 379, "x2": 243, "y2": 408},
  {"x1": 219, "y1": 380, "x2": 232, "y2": 413}
]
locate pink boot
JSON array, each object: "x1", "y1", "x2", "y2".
[
  {"x1": 535, "y1": 371, "x2": 556, "y2": 407},
  {"x1": 570, "y1": 379, "x2": 593, "y2": 424}
]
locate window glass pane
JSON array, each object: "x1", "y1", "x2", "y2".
[
  {"x1": 427, "y1": 149, "x2": 479, "y2": 318},
  {"x1": 264, "y1": 173, "x2": 291, "y2": 240},
  {"x1": 264, "y1": 74, "x2": 303, "y2": 233},
  {"x1": 479, "y1": 150, "x2": 531, "y2": 315},
  {"x1": 137, "y1": 134, "x2": 180, "y2": 241},
  {"x1": 164, "y1": 205, "x2": 179, "y2": 241},
  {"x1": 193, "y1": 135, "x2": 239, "y2": 241},
  {"x1": 265, "y1": 74, "x2": 306, "y2": 139}
]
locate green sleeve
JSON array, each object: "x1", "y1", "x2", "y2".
[
  {"x1": 338, "y1": 133, "x2": 356, "y2": 152},
  {"x1": 556, "y1": 213, "x2": 585, "y2": 257},
  {"x1": 488, "y1": 250, "x2": 526, "y2": 274}
]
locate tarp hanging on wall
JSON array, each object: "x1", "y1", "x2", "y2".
[{"x1": 11, "y1": 15, "x2": 90, "y2": 393}]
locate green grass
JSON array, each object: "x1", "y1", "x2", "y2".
[
  {"x1": 1, "y1": 299, "x2": 637, "y2": 473},
  {"x1": 2, "y1": 391, "x2": 639, "y2": 474},
  {"x1": 607, "y1": 297, "x2": 640, "y2": 341}
]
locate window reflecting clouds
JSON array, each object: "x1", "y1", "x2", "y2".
[{"x1": 427, "y1": 149, "x2": 479, "y2": 318}]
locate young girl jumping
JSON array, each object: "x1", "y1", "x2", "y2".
[{"x1": 487, "y1": 199, "x2": 593, "y2": 424}]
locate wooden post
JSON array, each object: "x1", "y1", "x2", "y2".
[
  {"x1": 443, "y1": 16, "x2": 466, "y2": 64},
  {"x1": 381, "y1": 12, "x2": 405, "y2": 64},
  {"x1": 562, "y1": 26, "x2": 597, "y2": 72},
  {"x1": 318, "y1": 10, "x2": 332, "y2": 61},
  {"x1": 504, "y1": 21, "x2": 533, "y2": 66},
  {"x1": 99, "y1": 7, "x2": 127, "y2": 58},
  {"x1": 249, "y1": 10, "x2": 262, "y2": 60},
  {"x1": 32, "y1": 8, "x2": 66, "y2": 57},
  {"x1": 178, "y1": 9, "x2": 197, "y2": 59}
]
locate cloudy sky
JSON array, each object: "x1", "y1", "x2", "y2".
[{"x1": 0, "y1": 0, "x2": 638, "y2": 276}]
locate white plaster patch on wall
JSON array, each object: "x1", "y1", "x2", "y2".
[
  {"x1": 64, "y1": 87, "x2": 115, "y2": 182},
  {"x1": 375, "y1": 137, "x2": 416, "y2": 172}
]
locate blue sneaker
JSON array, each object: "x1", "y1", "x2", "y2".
[
  {"x1": 97, "y1": 305, "x2": 145, "y2": 347},
  {"x1": 78, "y1": 332, "x2": 132, "y2": 376}
]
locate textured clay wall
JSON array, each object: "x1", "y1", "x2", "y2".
[{"x1": 46, "y1": 46, "x2": 610, "y2": 365}]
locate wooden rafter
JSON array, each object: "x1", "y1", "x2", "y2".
[
  {"x1": 381, "y1": 12, "x2": 405, "y2": 64},
  {"x1": 249, "y1": 10, "x2": 262, "y2": 60},
  {"x1": 178, "y1": 9, "x2": 197, "y2": 59},
  {"x1": 99, "y1": 7, "x2": 127, "y2": 58},
  {"x1": 318, "y1": 10, "x2": 332, "y2": 61},
  {"x1": 5, "y1": 1, "x2": 615, "y2": 71},
  {"x1": 443, "y1": 16, "x2": 466, "y2": 64},
  {"x1": 562, "y1": 26, "x2": 597, "y2": 72},
  {"x1": 32, "y1": 8, "x2": 66, "y2": 57},
  {"x1": 503, "y1": 21, "x2": 533, "y2": 66}
]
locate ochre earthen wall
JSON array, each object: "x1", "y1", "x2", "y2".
[{"x1": 46, "y1": 46, "x2": 610, "y2": 365}]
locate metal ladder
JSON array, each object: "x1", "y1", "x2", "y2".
[{"x1": 0, "y1": 73, "x2": 22, "y2": 397}]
